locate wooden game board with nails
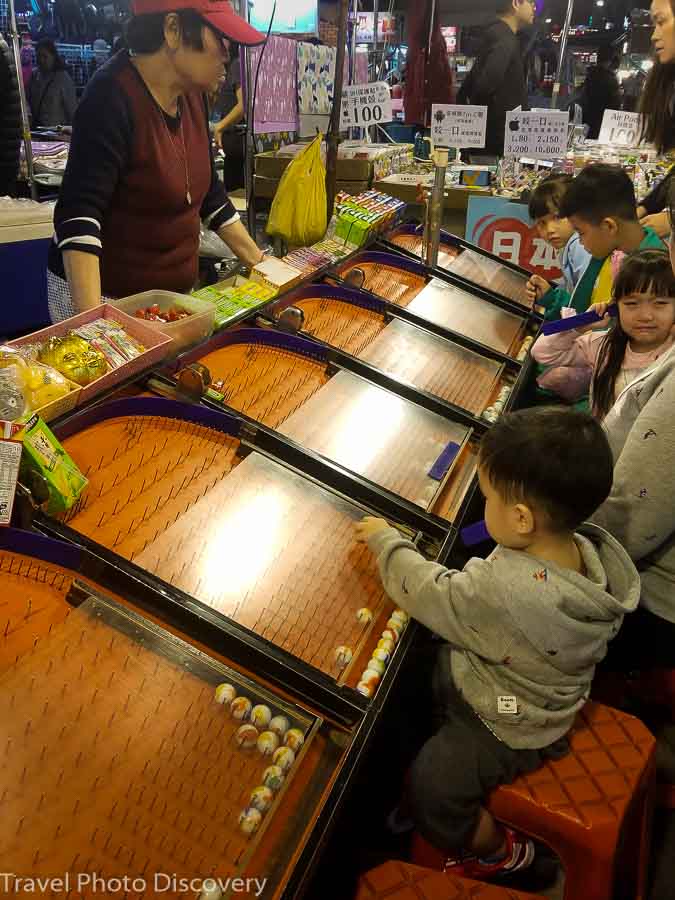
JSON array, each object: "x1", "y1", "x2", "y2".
[
  {"x1": 388, "y1": 234, "x2": 531, "y2": 308},
  {"x1": 196, "y1": 343, "x2": 330, "y2": 431},
  {"x1": 188, "y1": 335, "x2": 474, "y2": 512},
  {"x1": 338, "y1": 261, "x2": 427, "y2": 307},
  {"x1": 0, "y1": 544, "x2": 337, "y2": 899},
  {"x1": 446, "y1": 249, "x2": 531, "y2": 308},
  {"x1": 276, "y1": 370, "x2": 472, "y2": 509},
  {"x1": 336, "y1": 261, "x2": 527, "y2": 356},
  {"x1": 59, "y1": 424, "x2": 398, "y2": 685},
  {"x1": 293, "y1": 296, "x2": 504, "y2": 416},
  {"x1": 406, "y1": 280, "x2": 527, "y2": 356},
  {"x1": 387, "y1": 232, "x2": 461, "y2": 269}
]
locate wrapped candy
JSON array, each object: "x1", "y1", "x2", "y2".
[
  {"x1": 38, "y1": 335, "x2": 108, "y2": 386},
  {"x1": 0, "y1": 346, "x2": 73, "y2": 420},
  {"x1": 0, "y1": 368, "x2": 26, "y2": 421},
  {"x1": 23, "y1": 361, "x2": 71, "y2": 409},
  {"x1": 0, "y1": 348, "x2": 27, "y2": 420}
]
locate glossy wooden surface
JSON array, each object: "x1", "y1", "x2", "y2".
[{"x1": 0, "y1": 551, "x2": 339, "y2": 899}]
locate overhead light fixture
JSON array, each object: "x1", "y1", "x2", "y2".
[
  {"x1": 596, "y1": 1, "x2": 604, "y2": 6},
  {"x1": 545, "y1": 17, "x2": 552, "y2": 22}
]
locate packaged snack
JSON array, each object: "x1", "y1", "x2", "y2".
[
  {"x1": 38, "y1": 335, "x2": 108, "y2": 386},
  {"x1": 18, "y1": 414, "x2": 88, "y2": 514}
]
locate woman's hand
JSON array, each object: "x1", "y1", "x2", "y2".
[
  {"x1": 639, "y1": 210, "x2": 671, "y2": 238},
  {"x1": 218, "y1": 219, "x2": 264, "y2": 270},
  {"x1": 355, "y1": 516, "x2": 390, "y2": 543},
  {"x1": 213, "y1": 123, "x2": 225, "y2": 150}
]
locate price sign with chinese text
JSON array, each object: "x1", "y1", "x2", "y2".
[
  {"x1": 431, "y1": 104, "x2": 488, "y2": 149},
  {"x1": 503, "y1": 110, "x2": 569, "y2": 160},
  {"x1": 341, "y1": 82, "x2": 393, "y2": 128}
]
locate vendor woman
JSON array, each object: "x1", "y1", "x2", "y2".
[{"x1": 47, "y1": 0, "x2": 265, "y2": 322}]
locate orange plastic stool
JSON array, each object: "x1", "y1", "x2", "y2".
[
  {"x1": 486, "y1": 702, "x2": 655, "y2": 900},
  {"x1": 355, "y1": 860, "x2": 544, "y2": 899}
]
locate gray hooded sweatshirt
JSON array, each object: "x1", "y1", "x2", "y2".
[
  {"x1": 592, "y1": 344, "x2": 675, "y2": 623},
  {"x1": 367, "y1": 523, "x2": 640, "y2": 749}
]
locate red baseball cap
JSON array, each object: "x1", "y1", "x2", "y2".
[{"x1": 130, "y1": 0, "x2": 266, "y2": 45}]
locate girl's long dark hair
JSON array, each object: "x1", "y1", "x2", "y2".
[
  {"x1": 592, "y1": 249, "x2": 675, "y2": 419},
  {"x1": 639, "y1": 3, "x2": 675, "y2": 153}
]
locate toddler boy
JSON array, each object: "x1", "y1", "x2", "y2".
[{"x1": 356, "y1": 407, "x2": 640, "y2": 878}]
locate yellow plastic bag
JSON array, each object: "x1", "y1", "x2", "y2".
[{"x1": 267, "y1": 134, "x2": 327, "y2": 246}]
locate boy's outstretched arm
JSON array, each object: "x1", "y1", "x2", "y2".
[{"x1": 356, "y1": 518, "x2": 510, "y2": 661}]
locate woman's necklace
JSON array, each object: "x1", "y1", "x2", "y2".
[{"x1": 156, "y1": 99, "x2": 192, "y2": 206}]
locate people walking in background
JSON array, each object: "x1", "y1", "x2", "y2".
[
  {"x1": 0, "y1": 34, "x2": 23, "y2": 196},
  {"x1": 212, "y1": 43, "x2": 245, "y2": 191},
  {"x1": 29, "y1": 39, "x2": 77, "y2": 128},
  {"x1": 579, "y1": 45, "x2": 621, "y2": 139},
  {"x1": 457, "y1": 0, "x2": 534, "y2": 156}
]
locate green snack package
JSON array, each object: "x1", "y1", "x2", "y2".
[{"x1": 19, "y1": 414, "x2": 88, "y2": 515}]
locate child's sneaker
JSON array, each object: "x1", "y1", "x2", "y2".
[{"x1": 444, "y1": 827, "x2": 535, "y2": 880}]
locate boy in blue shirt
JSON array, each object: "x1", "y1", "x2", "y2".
[{"x1": 525, "y1": 173, "x2": 592, "y2": 319}]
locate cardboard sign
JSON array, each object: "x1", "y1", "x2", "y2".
[
  {"x1": 430, "y1": 104, "x2": 488, "y2": 149},
  {"x1": 341, "y1": 82, "x2": 393, "y2": 128},
  {"x1": 503, "y1": 110, "x2": 569, "y2": 160},
  {"x1": 466, "y1": 194, "x2": 562, "y2": 281},
  {"x1": 598, "y1": 109, "x2": 643, "y2": 146}
]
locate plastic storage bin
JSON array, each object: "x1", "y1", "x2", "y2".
[
  {"x1": 9, "y1": 305, "x2": 172, "y2": 404},
  {"x1": 111, "y1": 291, "x2": 215, "y2": 353}
]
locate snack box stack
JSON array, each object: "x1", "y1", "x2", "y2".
[
  {"x1": 334, "y1": 190, "x2": 406, "y2": 248},
  {"x1": 310, "y1": 238, "x2": 354, "y2": 262},
  {"x1": 193, "y1": 278, "x2": 276, "y2": 329},
  {"x1": 281, "y1": 246, "x2": 334, "y2": 276}
]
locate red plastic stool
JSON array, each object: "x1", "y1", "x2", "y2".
[
  {"x1": 487, "y1": 702, "x2": 655, "y2": 900},
  {"x1": 354, "y1": 860, "x2": 544, "y2": 899},
  {"x1": 411, "y1": 702, "x2": 655, "y2": 900}
]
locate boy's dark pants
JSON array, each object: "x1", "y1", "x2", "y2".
[{"x1": 408, "y1": 643, "x2": 569, "y2": 853}]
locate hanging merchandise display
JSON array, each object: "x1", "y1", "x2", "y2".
[
  {"x1": 297, "y1": 43, "x2": 338, "y2": 117},
  {"x1": 248, "y1": 36, "x2": 299, "y2": 134}
]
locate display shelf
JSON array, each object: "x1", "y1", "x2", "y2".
[
  {"x1": 0, "y1": 529, "x2": 346, "y2": 899},
  {"x1": 384, "y1": 224, "x2": 533, "y2": 310}
]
